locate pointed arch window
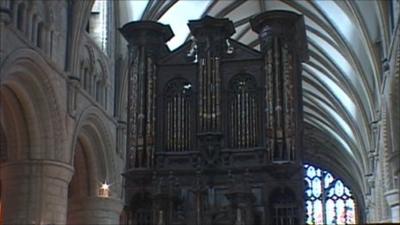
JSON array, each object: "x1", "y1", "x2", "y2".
[
  {"x1": 164, "y1": 79, "x2": 193, "y2": 152},
  {"x1": 304, "y1": 164, "x2": 357, "y2": 225},
  {"x1": 228, "y1": 74, "x2": 260, "y2": 148}
]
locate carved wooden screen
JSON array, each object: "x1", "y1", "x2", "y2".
[
  {"x1": 129, "y1": 193, "x2": 153, "y2": 225},
  {"x1": 270, "y1": 188, "x2": 299, "y2": 225},
  {"x1": 164, "y1": 79, "x2": 193, "y2": 151},
  {"x1": 228, "y1": 74, "x2": 260, "y2": 148}
]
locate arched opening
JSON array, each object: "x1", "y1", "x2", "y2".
[
  {"x1": 36, "y1": 22, "x2": 44, "y2": 48},
  {"x1": 67, "y1": 136, "x2": 95, "y2": 224},
  {"x1": 16, "y1": 3, "x2": 25, "y2": 32},
  {"x1": 68, "y1": 139, "x2": 90, "y2": 201},
  {"x1": 0, "y1": 125, "x2": 6, "y2": 225},
  {"x1": 66, "y1": 113, "x2": 122, "y2": 225},
  {"x1": 30, "y1": 14, "x2": 37, "y2": 43}
]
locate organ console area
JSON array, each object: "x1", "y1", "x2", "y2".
[{"x1": 120, "y1": 10, "x2": 308, "y2": 225}]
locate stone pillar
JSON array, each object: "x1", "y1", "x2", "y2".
[
  {"x1": 384, "y1": 189, "x2": 400, "y2": 222},
  {"x1": 67, "y1": 197, "x2": 124, "y2": 224},
  {"x1": 119, "y1": 21, "x2": 173, "y2": 169},
  {"x1": 0, "y1": 160, "x2": 73, "y2": 225},
  {"x1": 250, "y1": 11, "x2": 308, "y2": 162}
]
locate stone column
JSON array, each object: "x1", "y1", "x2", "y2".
[
  {"x1": 384, "y1": 189, "x2": 400, "y2": 222},
  {"x1": 250, "y1": 11, "x2": 308, "y2": 162},
  {"x1": 119, "y1": 21, "x2": 173, "y2": 169},
  {"x1": 67, "y1": 197, "x2": 124, "y2": 225},
  {"x1": 0, "y1": 160, "x2": 73, "y2": 225}
]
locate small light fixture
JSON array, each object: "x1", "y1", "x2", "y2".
[{"x1": 98, "y1": 181, "x2": 110, "y2": 198}]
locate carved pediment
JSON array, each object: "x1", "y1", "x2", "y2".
[
  {"x1": 223, "y1": 39, "x2": 262, "y2": 61},
  {"x1": 159, "y1": 41, "x2": 194, "y2": 65}
]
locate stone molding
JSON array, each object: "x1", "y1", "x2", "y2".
[{"x1": 0, "y1": 159, "x2": 74, "y2": 182}]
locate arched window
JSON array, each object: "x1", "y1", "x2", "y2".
[
  {"x1": 304, "y1": 164, "x2": 357, "y2": 225},
  {"x1": 228, "y1": 74, "x2": 260, "y2": 148},
  {"x1": 164, "y1": 79, "x2": 193, "y2": 152}
]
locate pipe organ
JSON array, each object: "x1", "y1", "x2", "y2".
[{"x1": 120, "y1": 11, "x2": 308, "y2": 225}]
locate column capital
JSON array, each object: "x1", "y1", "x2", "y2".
[
  {"x1": 0, "y1": 159, "x2": 74, "y2": 183},
  {"x1": 250, "y1": 10, "x2": 308, "y2": 61},
  {"x1": 68, "y1": 196, "x2": 124, "y2": 213},
  {"x1": 119, "y1": 21, "x2": 173, "y2": 47}
]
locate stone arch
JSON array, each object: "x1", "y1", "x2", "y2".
[
  {"x1": 0, "y1": 86, "x2": 29, "y2": 161},
  {"x1": 69, "y1": 106, "x2": 116, "y2": 192},
  {"x1": 0, "y1": 125, "x2": 7, "y2": 162},
  {"x1": 0, "y1": 124, "x2": 5, "y2": 224},
  {"x1": 0, "y1": 49, "x2": 65, "y2": 161},
  {"x1": 67, "y1": 106, "x2": 121, "y2": 224}
]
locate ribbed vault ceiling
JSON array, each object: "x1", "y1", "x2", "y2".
[{"x1": 119, "y1": 0, "x2": 388, "y2": 189}]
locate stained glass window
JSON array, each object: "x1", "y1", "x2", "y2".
[{"x1": 304, "y1": 164, "x2": 356, "y2": 225}]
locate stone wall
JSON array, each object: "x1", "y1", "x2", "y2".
[{"x1": 0, "y1": 0, "x2": 124, "y2": 224}]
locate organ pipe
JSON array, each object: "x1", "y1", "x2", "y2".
[
  {"x1": 251, "y1": 11, "x2": 308, "y2": 162},
  {"x1": 119, "y1": 21, "x2": 173, "y2": 168},
  {"x1": 164, "y1": 79, "x2": 193, "y2": 152}
]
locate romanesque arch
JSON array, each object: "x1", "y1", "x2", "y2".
[
  {"x1": 67, "y1": 106, "x2": 122, "y2": 224},
  {"x1": 0, "y1": 49, "x2": 73, "y2": 224},
  {"x1": 0, "y1": 48, "x2": 65, "y2": 160}
]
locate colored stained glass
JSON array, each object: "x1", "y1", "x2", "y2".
[{"x1": 304, "y1": 164, "x2": 356, "y2": 225}]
